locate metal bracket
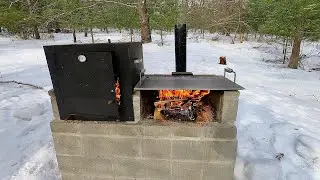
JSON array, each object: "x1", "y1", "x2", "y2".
[
  {"x1": 224, "y1": 68, "x2": 237, "y2": 83},
  {"x1": 139, "y1": 68, "x2": 146, "y2": 86}
]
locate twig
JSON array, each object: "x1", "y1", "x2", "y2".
[
  {"x1": 313, "y1": 95, "x2": 319, "y2": 102},
  {"x1": 0, "y1": 80, "x2": 43, "y2": 89},
  {"x1": 9, "y1": 0, "x2": 21, "y2": 8},
  {"x1": 87, "y1": 0, "x2": 137, "y2": 8}
]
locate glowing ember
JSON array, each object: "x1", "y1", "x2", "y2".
[{"x1": 115, "y1": 80, "x2": 120, "y2": 104}]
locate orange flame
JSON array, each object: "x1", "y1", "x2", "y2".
[
  {"x1": 115, "y1": 80, "x2": 120, "y2": 103},
  {"x1": 159, "y1": 90, "x2": 210, "y2": 101}
]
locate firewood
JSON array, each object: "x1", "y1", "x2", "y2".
[
  {"x1": 154, "y1": 109, "x2": 166, "y2": 121},
  {"x1": 219, "y1": 56, "x2": 227, "y2": 65}
]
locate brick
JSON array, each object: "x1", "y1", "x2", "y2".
[
  {"x1": 202, "y1": 162, "x2": 235, "y2": 180},
  {"x1": 172, "y1": 161, "x2": 202, "y2": 180},
  {"x1": 143, "y1": 126, "x2": 172, "y2": 138},
  {"x1": 83, "y1": 136, "x2": 141, "y2": 158},
  {"x1": 53, "y1": 134, "x2": 82, "y2": 155},
  {"x1": 172, "y1": 140, "x2": 208, "y2": 160},
  {"x1": 79, "y1": 123, "x2": 142, "y2": 136},
  {"x1": 51, "y1": 120, "x2": 79, "y2": 134},
  {"x1": 220, "y1": 91, "x2": 240, "y2": 123},
  {"x1": 223, "y1": 91, "x2": 240, "y2": 100},
  {"x1": 221, "y1": 99, "x2": 239, "y2": 123},
  {"x1": 82, "y1": 157, "x2": 113, "y2": 176},
  {"x1": 133, "y1": 91, "x2": 141, "y2": 123},
  {"x1": 172, "y1": 126, "x2": 202, "y2": 138},
  {"x1": 57, "y1": 155, "x2": 113, "y2": 176},
  {"x1": 115, "y1": 178, "x2": 145, "y2": 180},
  {"x1": 206, "y1": 140, "x2": 237, "y2": 161},
  {"x1": 142, "y1": 139, "x2": 171, "y2": 159},
  {"x1": 61, "y1": 173, "x2": 113, "y2": 180},
  {"x1": 202, "y1": 124, "x2": 237, "y2": 139},
  {"x1": 144, "y1": 159, "x2": 171, "y2": 179},
  {"x1": 113, "y1": 158, "x2": 145, "y2": 178},
  {"x1": 48, "y1": 90, "x2": 61, "y2": 120},
  {"x1": 57, "y1": 155, "x2": 83, "y2": 174}
]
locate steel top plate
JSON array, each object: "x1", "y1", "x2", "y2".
[{"x1": 134, "y1": 74, "x2": 244, "y2": 90}]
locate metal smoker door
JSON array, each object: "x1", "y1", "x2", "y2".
[{"x1": 54, "y1": 51, "x2": 119, "y2": 120}]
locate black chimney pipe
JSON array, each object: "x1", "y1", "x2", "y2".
[{"x1": 175, "y1": 24, "x2": 187, "y2": 72}]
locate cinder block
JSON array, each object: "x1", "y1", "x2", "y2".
[
  {"x1": 82, "y1": 157, "x2": 113, "y2": 176},
  {"x1": 83, "y1": 136, "x2": 141, "y2": 158},
  {"x1": 133, "y1": 91, "x2": 141, "y2": 123},
  {"x1": 57, "y1": 155, "x2": 82, "y2": 174},
  {"x1": 144, "y1": 159, "x2": 171, "y2": 179},
  {"x1": 202, "y1": 124, "x2": 237, "y2": 139},
  {"x1": 143, "y1": 126, "x2": 172, "y2": 138},
  {"x1": 57, "y1": 155, "x2": 113, "y2": 176},
  {"x1": 202, "y1": 162, "x2": 235, "y2": 180},
  {"x1": 79, "y1": 123, "x2": 142, "y2": 136},
  {"x1": 51, "y1": 120, "x2": 79, "y2": 134},
  {"x1": 142, "y1": 139, "x2": 171, "y2": 159},
  {"x1": 172, "y1": 161, "x2": 202, "y2": 180},
  {"x1": 48, "y1": 90, "x2": 60, "y2": 120},
  {"x1": 172, "y1": 126, "x2": 202, "y2": 138},
  {"x1": 223, "y1": 91, "x2": 240, "y2": 100},
  {"x1": 115, "y1": 178, "x2": 145, "y2": 180},
  {"x1": 61, "y1": 173, "x2": 113, "y2": 180},
  {"x1": 207, "y1": 140, "x2": 237, "y2": 161},
  {"x1": 53, "y1": 134, "x2": 82, "y2": 155},
  {"x1": 113, "y1": 158, "x2": 145, "y2": 178},
  {"x1": 221, "y1": 91, "x2": 240, "y2": 123},
  {"x1": 221, "y1": 99, "x2": 239, "y2": 123},
  {"x1": 172, "y1": 140, "x2": 208, "y2": 160}
]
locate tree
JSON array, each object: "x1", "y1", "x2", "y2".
[
  {"x1": 149, "y1": 0, "x2": 178, "y2": 45},
  {"x1": 259, "y1": 0, "x2": 320, "y2": 69},
  {"x1": 139, "y1": 0, "x2": 152, "y2": 43}
]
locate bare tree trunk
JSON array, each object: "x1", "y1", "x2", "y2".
[
  {"x1": 21, "y1": 30, "x2": 28, "y2": 40},
  {"x1": 84, "y1": 28, "x2": 88, "y2": 37},
  {"x1": 288, "y1": 36, "x2": 302, "y2": 69},
  {"x1": 130, "y1": 28, "x2": 133, "y2": 42},
  {"x1": 283, "y1": 37, "x2": 288, "y2": 64},
  {"x1": 105, "y1": 27, "x2": 109, "y2": 33},
  {"x1": 33, "y1": 25, "x2": 40, "y2": 39},
  {"x1": 160, "y1": 29, "x2": 164, "y2": 46},
  {"x1": 73, "y1": 29, "x2": 77, "y2": 43},
  {"x1": 90, "y1": 28, "x2": 95, "y2": 43},
  {"x1": 139, "y1": 0, "x2": 152, "y2": 43},
  {"x1": 0, "y1": 27, "x2": 2, "y2": 33}
]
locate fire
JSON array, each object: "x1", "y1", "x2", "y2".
[
  {"x1": 115, "y1": 80, "x2": 120, "y2": 104},
  {"x1": 158, "y1": 90, "x2": 210, "y2": 101},
  {"x1": 155, "y1": 90, "x2": 213, "y2": 123}
]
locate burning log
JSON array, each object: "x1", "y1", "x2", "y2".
[
  {"x1": 154, "y1": 90, "x2": 214, "y2": 122},
  {"x1": 154, "y1": 108, "x2": 166, "y2": 121},
  {"x1": 115, "y1": 80, "x2": 120, "y2": 104}
]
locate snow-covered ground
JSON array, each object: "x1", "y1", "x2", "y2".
[{"x1": 0, "y1": 32, "x2": 320, "y2": 180}]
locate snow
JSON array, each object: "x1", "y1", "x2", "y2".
[{"x1": 0, "y1": 32, "x2": 320, "y2": 180}]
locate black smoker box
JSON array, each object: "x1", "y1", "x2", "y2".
[{"x1": 44, "y1": 42, "x2": 143, "y2": 121}]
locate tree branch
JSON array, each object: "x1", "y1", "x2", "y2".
[
  {"x1": 87, "y1": 0, "x2": 137, "y2": 8},
  {"x1": 9, "y1": 0, "x2": 21, "y2": 8}
]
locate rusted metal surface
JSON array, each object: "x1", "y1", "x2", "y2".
[{"x1": 135, "y1": 74, "x2": 244, "y2": 91}]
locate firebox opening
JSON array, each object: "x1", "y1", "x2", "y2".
[{"x1": 140, "y1": 90, "x2": 224, "y2": 123}]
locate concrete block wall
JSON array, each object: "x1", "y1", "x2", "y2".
[{"x1": 49, "y1": 90, "x2": 240, "y2": 180}]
